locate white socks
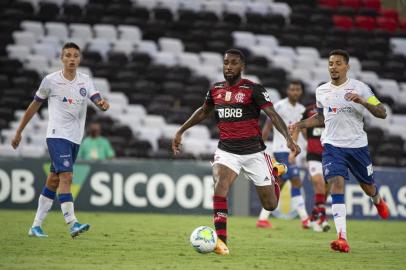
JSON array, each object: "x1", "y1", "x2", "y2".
[
  {"x1": 332, "y1": 203, "x2": 347, "y2": 240},
  {"x1": 61, "y1": 202, "x2": 78, "y2": 225},
  {"x1": 291, "y1": 195, "x2": 308, "y2": 221},
  {"x1": 258, "y1": 208, "x2": 271, "y2": 221},
  {"x1": 32, "y1": 195, "x2": 54, "y2": 227}
]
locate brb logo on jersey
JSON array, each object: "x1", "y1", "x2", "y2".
[{"x1": 217, "y1": 108, "x2": 243, "y2": 118}]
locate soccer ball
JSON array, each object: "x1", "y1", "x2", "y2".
[{"x1": 189, "y1": 226, "x2": 217, "y2": 253}]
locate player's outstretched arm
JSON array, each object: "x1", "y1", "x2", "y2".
[
  {"x1": 11, "y1": 100, "x2": 42, "y2": 149},
  {"x1": 291, "y1": 111, "x2": 325, "y2": 133},
  {"x1": 262, "y1": 106, "x2": 301, "y2": 156},
  {"x1": 172, "y1": 103, "x2": 213, "y2": 155}
]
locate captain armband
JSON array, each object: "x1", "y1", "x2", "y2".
[{"x1": 367, "y1": 96, "x2": 380, "y2": 106}]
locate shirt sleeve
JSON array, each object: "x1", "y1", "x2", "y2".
[
  {"x1": 252, "y1": 84, "x2": 273, "y2": 109},
  {"x1": 87, "y1": 79, "x2": 101, "y2": 102},
  {"x1": 360, "y1": 83, "x2": 381, "y2": 105},
  {"x1": 316, "y1": 90, "x2": 323, "y2": 113},
  {"x1": 204, "y1": 87, "x2": 213, "y2": 105},
  {"x1": 34, "y1": 77, "x2": 50, "y2": 102}
]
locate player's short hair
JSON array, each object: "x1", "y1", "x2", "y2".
[
  {"x1": 329, "y1": 49, "x2": 349, "y2": 64},
  {"x1": 62, "y1": 42, "x2": 81, "y2": 52},
  {"x1": 288, "y1": 79, "x2": 304, "y2": 89},
  {"x1": 224, "y1": 49, "x2": 245, "y2": 64}
]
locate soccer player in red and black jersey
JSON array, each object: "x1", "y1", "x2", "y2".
[
  {"x1": 172, "y1": 49, "x2": 300, "y2": 255},
  {"x1": 302, "y1": 100, "x2": 330, "y2": 232}
]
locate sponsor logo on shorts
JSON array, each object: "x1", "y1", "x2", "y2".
[{"x1": 367, "y1": 164, "x2": 373, "y2": 176}]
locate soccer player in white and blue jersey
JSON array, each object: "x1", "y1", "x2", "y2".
[
  {"x1": 11, "y1": 42, "x2": 110, "y2": 238},
  {"x1": 257, "y1": 81, "x2": 310, "y2": 229},
  {"x1": 290, "y1": 49, "x2": 389, "y2": 253}
]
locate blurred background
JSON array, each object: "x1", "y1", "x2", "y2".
[{"x1": 0, "y1": 0, "x2": 405, "y2": 220}]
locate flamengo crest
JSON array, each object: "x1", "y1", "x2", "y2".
[{"x1": 234, "y1": 92, "x2": 245, "y2": 103}]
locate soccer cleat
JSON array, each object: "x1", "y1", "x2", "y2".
[
  {"x1": 302, "y1": 217, "x2": 311, "y2": 229},
  {"x1": 214, "y1": 238, "x2": 229, "y2": 255},
  {"x1": 271, "y1": 158, "x2": 288, "y2": 176},
  {"x1": 28, "y1": 226, "x2": 48, "y2": 237},
  {"x1": 330, "y1": 234, "x2": 350, "y2": 253},
  {"x1": 70, "y1": 222, "x2": 90, "y2": 238},
  {"x1": 375, "y1": 198, "x2": 390, "y2": 219},
  {"x1": 256, "y1": 219, "x2": 272, "y2": 228}
]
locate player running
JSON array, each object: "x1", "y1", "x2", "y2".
[
  {"x1": 301, "y1": 100, "x2": 330, "y2": 232},
  {"x1": 11, "y1": 42, "x2": 110, "y2": 238},
  {"x1": 172, "y1": 49, "x2": 300, "y2": 255},
  {"x1": 289, "y1": 49, "x2": 389, "y2": 252},
  {"x1": 257, "y1": 81, "x2": 310, "y2": 229}
]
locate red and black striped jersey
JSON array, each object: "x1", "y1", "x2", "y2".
[
  {"x1": 205, "y1": 78, "x2": 273, "y2": 155},
  {"x1": 302, "y1": 103, "x2": 323, "y2": 160}
]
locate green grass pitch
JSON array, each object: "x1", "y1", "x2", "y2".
[{"x1": 1, "y1": 210, "x2": 405, "y2": 270}]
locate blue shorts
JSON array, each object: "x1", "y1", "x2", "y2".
[
  {"x1": 322, "y1": 144, "x2": 374, "y2": 184},
  {"x1": 46, "y1": 138, "x2": 80, "y2": 173},
  {"x1": 274, "y1": 152, "x2": 300, "y2": 181}
]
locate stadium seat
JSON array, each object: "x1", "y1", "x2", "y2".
[
  {"x1": 318, "y1": 0, "x2": 340, "y2": 9},
  {"x1": 13, "y1": 31, "x2": 36, "y2": 47},
  {"x1": 6, "y1": 45, "x2": 30, "y2": 62},
  {"x1": 44, "y1": 22, "x2": 69, "y2": 42},
  {"x1": 376, "y1": 17, "x2": 398, "y2": 32},
  {"x1": 246, "y1": 2, "x2": 270, "y2": 15},
  {"x1": 112, "y1": 40, "x2": 135, "y2": 55},
  {"x1": 202, "y1": 1, "x2": 223, "y2": 17},
  {"x1": 363, "y1": 0, "x2": 381, "y2": 12},
  {"x1": 355, "y1": 16, "x2": 376, "y2": 31},
  {"x1": 33, "y1": 43, "x2": 58, "y2": 60},
  {"x1": 117, "y1": 25, "x2": 142, "y2": 44},
  {"x1": 87, "y1": 38, "x2": 111, "y2": 60},
  {"x1": 232, "y1": 31, "x2": 256, "y2": 49},
  {"x1": 178, "y1": 52, "x2": 201, "y2": 70},
  {"x1": 94, "y1": 24, "x2": 118, "y2": 40},
  {"x1": 333, "y1": 15, "x2": 354, "y2": 30},
  {"x1": 225, "y1": 1, "x2": 247, "y2": 17},
  {"x1": 270, "y1": 2, "x2": 291, "y2": 19},
  {"x1": 199, "y1": 51, "x2": 223, "y2": 67},
  {"x1": 342, "y1": 0, "x2": 362, "y2": 9},
  {"x1": 158, "y1": 37, "x2": 184, "y2": 54}
]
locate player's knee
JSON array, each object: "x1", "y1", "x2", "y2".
[{"x1": 58, "y1": 172, "x2": 73, "y2": 185}]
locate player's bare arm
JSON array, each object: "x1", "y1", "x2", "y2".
[
  {"x1": 345, "y1": 93, "x2": 387, "y2": 119},
  {"x1": 261, "y1": 120, "x2": 272, "y2": 141},
  {"x1": 262, "y1": 106, "x2": 301, "y2": 156},
  {"x1": 292, "y1": 111, "x2": 325, "y2": 131},
  {"x1": 172, "y1": 103, "x2": 214, "y2": 155},
  {"x1": 11, "y1": 100, "x2": 42, "y2": 149}
]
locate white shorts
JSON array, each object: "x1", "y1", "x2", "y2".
[
  {"x1": 308, "y1": 160, "x2": 323, "y2": 177},
  {"x1": 212, "y1": 148, "x2": 275, "y2": 187}
]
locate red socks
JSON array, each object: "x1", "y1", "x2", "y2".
[{"x1": 213, "y1": 195, "x2": 228, "y2": 244}]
